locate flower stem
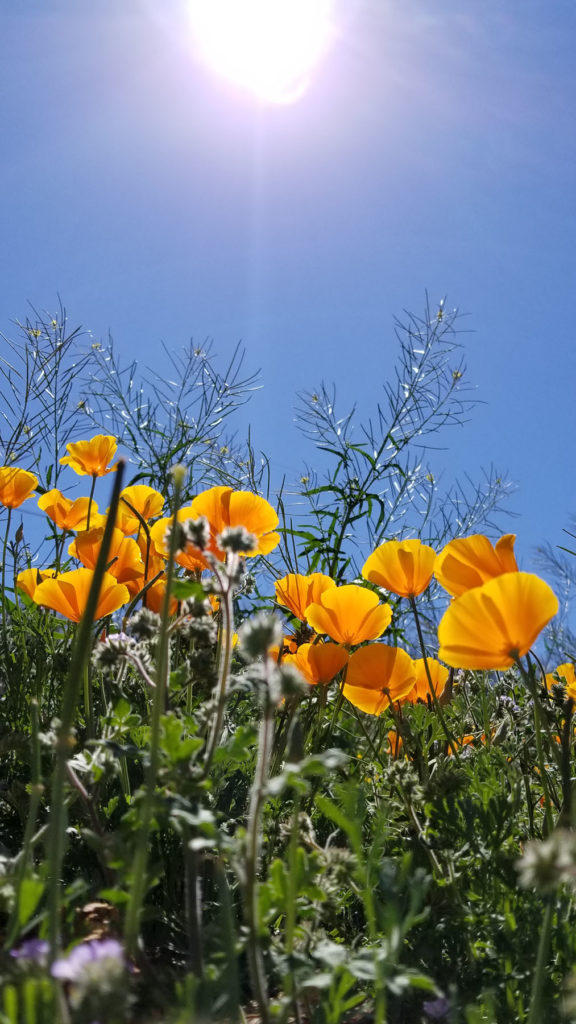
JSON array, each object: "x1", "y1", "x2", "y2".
[
  {"x1": 527, "y1": 895, "x2": 554, "y2": 1024},
  {"x1": 409, "y1": 596, "x2": 460, "y2": 758}
]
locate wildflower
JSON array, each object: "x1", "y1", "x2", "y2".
[
  {"x1": 545, "y1": 663, "x2": 576, "y2": 702},
  {"x1": 218, "y1": 525, "x2": 258, "y2": 554},
  {"x1": 38, "y1": 489, "x2": 106, "y2": 531},
  {"x1": 362, "y1": 538, "x2": 436, "y2": 597},
  {"x1": 189, "y1": 485, "x2": 280, "y2": 557},
  {"x1": 437, "y1": 572, "x2": 558, "y2": 670},
  {"x1": 142, "y1": 577, "x2": 178, "y2": 616},
  {"x1": 51, "y1": 939, "x2": 128, "y2": 1015},
  {"x1": 435, "y1": 533, "x2": 518, "y2": 597},
  {"x1": 404, "y1": 657, "x2": 449, "y2": 704},
  {"x1": 16, "y1": 567, "x2": 55, "y2": 600},
  {"x1": 59, "y1": 434, "x2": 119, "y2": 477},
  {"x1": 239, "y1": 613, "x2": 283, "y2": 660},
  {"x1": 274, "y1": 571, "x2": 336, "y2": 621},
  {"x1": 516, "y1": 831, "x2": 576, "y2": 892},
  {"x1": 10, "y1": 938, "x2": 49, "y2": 962},
  {"x1": 69, "y1": 527, "x2": 144, "y2": 586},
  {"x1": 343, "y1": 644, "x2": 416, "y2": 715},
  {"x1": 0, "y1": 466, "x2": 38, "y2": 508},
  {"x1": 423, "y1": 997, "x2": 451, "y2": 1021},
  {"x1": 114, "y1": 484, "x2": 164, "y2": 534},
  {"x1": 33, "y1": 568, "x2": 129, "y2": 622},
  {"x1": 306, "y1": 584, "x2": 392, "y2": 646},
  {"x1": 284, "y1": 641, "x2": 349, "y2": 686}
]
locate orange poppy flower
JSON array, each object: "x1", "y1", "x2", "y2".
[
  {"x1": 33, "y1": 568, "x2": 129, "y2": 622},
  {"x1": 343, "y1": 644, "x2": 416, "y2": 715},
  {"x1": 362, "y1": 539, "x2": 436, "y2": 598},
  {"x1": 69, "y1": 527, "x2": 144, "y2": 586},
  {"x1": 114, "y1": 485, "x2": 165, "y2": 535},
  {"x1": 0, "y1": 466, "x2": 38, "y2": 509},
  {"x1": 545, "y1": 663, "x2": 576, "y2": 701},
  {"x1": 59, "y1": 435, "x2": 119, "y2": 477},
  {"x1": 144, "y1": 577, "x2": 178, "y2": 617},
  {"x1": 387, "y1": 731, "x2": 404, "y2": 757},
  {"x1": 284, "y1": 642, "x2": 349, "y2": 686},
  {"x1": 189, "y1": 485, "x2": 280, "y2": 558},
  {"x1": 275, "y1": 571, "x2": 336, "y2": 621},
  {"x1": 149, "y1": 508, "x2": 208, "y2": 572},
  {"x1": 404, "y1": 657, "x2": 449, "y2": 705},
  {"x1": 435, "y1": 533, "x2": 518, "y2": 597},
  {"x1": 16, "y1": 567, "x2": 55, "y2": 600},
  {"x1": 306, "y1": 584, "x2": 392, "y2": 647},
  {"x1": 38, "y1": 489, "x2": 105, "y2": 532},
  {"x1": 437, "y1": 571, "x2": 559, "y2": 670}
]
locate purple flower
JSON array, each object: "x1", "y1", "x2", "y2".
[
  {"x1": 423, "y1": 997, "x2": 451, "y2": 1021},
  {"x1": 10, "y1": 938, "x2": 49, "y2": 963},
  {"x1": 51, "y1": 939, "x2": 125, "y2": 982}
]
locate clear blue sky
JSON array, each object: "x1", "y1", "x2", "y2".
[{"x1": 1, "y1": 0, "x2": 575, "y2": 572}]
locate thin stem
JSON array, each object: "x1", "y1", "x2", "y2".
[
  {"x1": 409, "y1": 596, "x2": 460, "y2": 758},
  {"x1": 123, "y1": 471, "x2": 182, "y2": 956},
  {"x1": 527, "y1": 896, "x2": 554, "y2": 1024}
]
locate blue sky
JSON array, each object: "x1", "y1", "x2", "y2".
[{"x1": 1, "y1": 0, "x2": 575, "y2": 573}]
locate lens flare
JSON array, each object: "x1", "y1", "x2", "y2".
[{"x1": 188, "y1": 0, "x2": 335, "y2": 103}]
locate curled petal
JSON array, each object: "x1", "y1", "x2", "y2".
[
  {"x1": 285, "y1": 642, "x2": 349, "y2": 686},
  {"x1": 33, "y1": 568, "x2": 128, "y2": 622},
  {"x1": 0, "y1": 467, "x2": 38, "y2": 509},
  {"x1": 275, "y1": 572, "x2": 336, "y2": 621},
  {"x1": 60, "y1": 435, "x2": 118, "y2": 477}
]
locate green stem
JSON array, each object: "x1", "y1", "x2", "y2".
[
  {"x1": 2, "y1": 507, "x2": 12, "y2": 654},
  {"x1": 409, "y1": 596, "x2": 460, "y2": 758},
  {"x1": 46, "y1": 461, "x2": 125, "y2": 962},
  {"x1": 123, "y1": 472, "x2": 182, "y2": 956},
  {"x1": 527, "y1": 896, "x2": 554, "y2": 1024},
  {"x1": 203, "y1": 558, "x2": 236, "y2": 775},
  {"x1": 83, "y1": 659, "x2": 93, "y2": 738},
  {"x1": 86, "y1": 474, "x2": 97, "y2": 530}
]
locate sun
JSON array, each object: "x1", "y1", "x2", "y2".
[{"x1": 188, "y1": 0, "x2": 335, "y2": 104}]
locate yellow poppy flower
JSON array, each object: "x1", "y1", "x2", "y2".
[
  {"x1": 274, "y1": 572, "x2": 336, "y2": 621},
  {"x1": 144, "y1": 577, "x2": 178, "y2": 617},
  {"x1": 435, "y1": 533, "x2": 518, "y2": 597},
  {"x1": 0, "y1": 466, "x2": 38, "y2": 508},
  {"x1": 343, "y1": 644, "x2": 416, "y2": 715},
  {"x1": 437, "y1": 572, "x2": 558, "y2": 670},
  {"x1": 403, "y1": 657, "x2": 449, "y2": 704},
  {"x1": 38, "y1": 489, "x2": 105, "y2": 532},
  {"x1": 59, "y1": 435, "x2": 119, "y2": 477},
  {"x1": 284, "y1": 642, "x2": 349, "y2": 686},
  {"x1": 69, "y1": 527, "x2": 144, "y2": 586},
  {"x1": 33, "y1": 568, "x2": 129, "y2": 622},
  {"x1": 545, "y1": 663, "x2": 576, "y2": 701},
  {"x1": 114, "y1": 485, "x2": 165, "y2": 535},
  {"x1": 362, "y1": 538, "x2": 436, "y2": 598},
  {"x1": 16, "y1": 567, "x2": 55, "y2": 600},
  {"x1": 189, "y1": 485, "x2": 280, "y2": 558},
  {"x1": 306, "y1": 584, "x2": 392, "y2": 646}
]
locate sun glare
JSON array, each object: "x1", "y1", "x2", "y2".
[{"x1": 188, "y1": 0, "x2": 335, "y2": 103}]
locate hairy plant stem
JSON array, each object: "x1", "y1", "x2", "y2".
[
  {"x1": 409, "y1": 596, "x2": 460, "y2": 758},
  {"x1": 516, "y1": 658, "x2": 559, "y2": 835},
  {"x1": 244, "y1": 667, "x2": 276, "y2": 1024},
  {"x1": 203, "y1": 556, "x2": 236, "y2": 775},
  {"x1": 1, "y1": 506, "x2": 12, "y2": 653},
  {"x1": 123, "y1": 472, "x2": 183, "y2": 956},
  {"x1": 46, "y1": 461, "x2": 125, "y2": 964}
]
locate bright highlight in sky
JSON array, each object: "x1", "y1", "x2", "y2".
[{"x1": 188, "y1": 0, "x2": 335, "y2": 103}]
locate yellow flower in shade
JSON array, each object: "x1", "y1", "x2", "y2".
[
  {"x1": 545, "y1": 663, "x2": 576, "y2": 701},
  {"x1": 33, "y1": 568, "x2": 129, "y2": 622},
  {"x1": 275, "y1": 572, "x2": 336, "y2": 621},
  {"x1": 403, "y1": 657, "x2": 449, "y2": 705},
  {"x1": 284, "y1": 642, "x2": 349, "y2": 686},
  {"x1": 437, "y1": 572, "x2": 559, "y2": 670},
  {"x1": 435, "y1": 533, "x2": 518, "y2": 597},
  {"x1": 306, "y1": 584, "x2": 392, "y2": 647},
  {"x1": 189, "y1": 485, "x2": 280, "y2": 558},
  {"x1": 362, "y1": 539, "x2": 436, "y2": 598},
  {"x1": 59, "y1": 435, "x2": 119, "y2": 477},
  {"x1": 38, "y1": 490, "x2": 105, "y2": 532},
  {"x1": 343, "y1": 644, "x2": 416, "y2": 715},
  {"x1": 69, "y1": 527, "x2": 144, "y2": 587},
  {"x1": 16, "y1": 568, "x2": 55, "y2": 600},
  {"x1": 149, "y1": 508, "x2": 208, "y2": 573},
  {"x1": 114, "y1": 485, "x2": 165, "y2": 535},
  {"x1": 0, "y1": 467, "x2": 38, "y2": 508}
]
